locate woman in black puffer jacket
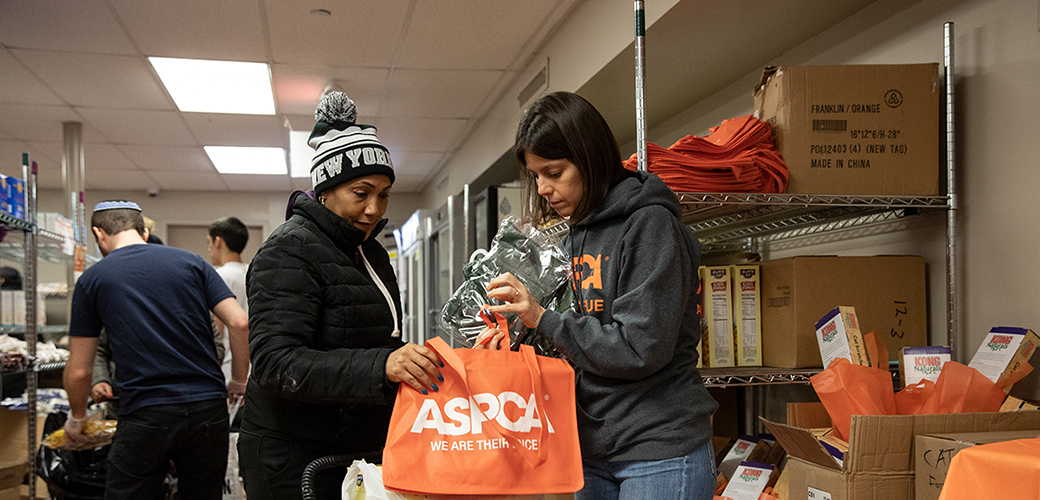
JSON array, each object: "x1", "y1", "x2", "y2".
[{"x1": 237, "y1": 92, "x2": 443, "y2": 500}]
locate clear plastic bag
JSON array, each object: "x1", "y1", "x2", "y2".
[{"x1": 439, "y1": 216, "x2": 574, "y2": 357}]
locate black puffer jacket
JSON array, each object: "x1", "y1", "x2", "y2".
[{"x1": 241, "y1": 192, "x2": 404, "y2": 451}]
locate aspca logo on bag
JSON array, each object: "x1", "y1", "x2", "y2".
[{"x1": 410, "y1": 392, "x2": 555, "y2": 436}]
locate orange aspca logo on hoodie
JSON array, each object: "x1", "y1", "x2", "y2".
[
  {"x1": 572, "y1": 254, "x2": 606, "y2": 312},
  {"x1": 573, "y1": 254, "x2": 602, "y2": 290}
]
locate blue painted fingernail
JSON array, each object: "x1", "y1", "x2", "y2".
[
  {"x1": 439, "y1": 361, "x2": 444, "y2": 368},
  {"x1": 437, "y1": 375, "x2": 444, "y2": 382},
  {"x1": 422, "y1": 389, "x2": 428, "y2": 395},
  {"x1": 432, "y1": 384, "x2": 439, "y2": 392}
]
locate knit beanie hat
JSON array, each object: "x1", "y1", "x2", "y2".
[{"x1": 308, "y1": 92, "x2": 395, "y2": 197}]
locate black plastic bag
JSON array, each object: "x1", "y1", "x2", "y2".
[{"x1": 36, "y1": 411, "x2": 108, "y2": 500}]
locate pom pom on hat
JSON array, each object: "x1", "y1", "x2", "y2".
[
  {"x1": 314, "y1": 92, "x2": 357, "y2": 125},
  {"x1": 307, "y1": 91, "x2": 395, "y2": 196}
]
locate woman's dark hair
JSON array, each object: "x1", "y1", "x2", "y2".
[{"x1": 514, "y1": 91, "x2": 633, "y2": 225}]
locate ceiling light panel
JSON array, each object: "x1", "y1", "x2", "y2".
[
  {"x1": 150, "y1": 57, "x2": 275, "y2": 115},
  {"x1": 205, "y1": 146, "x2": 286, "y2": 175}
]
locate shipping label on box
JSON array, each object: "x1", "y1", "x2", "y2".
[
  {"x1": 701, "y1": 266, "x2": 735, "y2": 368},
  {"x1": 721, "y1": 462, "x2": 775, "y2": 500},
  {"x1": 899, "y1": 346, "x2": 951, "y2": 387},
  {"x1": 815, "y1": 306, "x2": 869, "y2": 368},
  {"x1": 967, "y1": 327, "x2": 1039, "y2": 385},
  {"x1": 733, "y1": 265, "x2": 763, "y2": 366},
  {"x1": 753, "y1": 64, "x2": 940, "y2": 196},
  {"x1": 915, "y1": 430, "x2": 1040, "y2": 500}
]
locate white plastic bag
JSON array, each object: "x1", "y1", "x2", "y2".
[
  {"x1": 342, "y1": 459, "x2": 412, "y2": 500},
  {"x1": 223, "y1": 401, "x2": 246, "y2": 500}
]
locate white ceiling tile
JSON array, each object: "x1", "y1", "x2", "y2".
[
  {"x1": 377, "y1": 118, "x2": 468, "y2": 153},
  {"x1": 182, "y1": 114, "x2": 289, "y2": 148},
  {"x1": 398, "y1": 0, "x2": 558, "y2": 70},
  {"x1": 0, "y1": 49, "x2": 65, "y2": 106},
  {"x1": 77, "y1": 109, "x2": 197, "y2": 146},
  {"x1": 119, "y1": 145, "x2": 214, "y2": 173},
  {"x1": 272, "y1": 64, "x2": 388, "y2": 117},
  {"x1": 0, "y1": 0, "x2": 136, "y2": 54},
  {"x1": 390, "y1": 151, "x2": 445, "y2": 181},
  {"x1": 221, "y1": 174, "x2": 291, "y2": 192},
  {"x1": 23, "y1": 142, "x2": 64, "y2": 175},
  {"x1": 266, "y1": 1, "x2": 410, "y2": 68},
  {"x1": 109, "y1": 0, "x2": 267, "y2": 61},
  {"x1": 12, "y1": 50, "x2": 173, "y2": 110},
  {"x1": 0, "y1": 105, "x2": 105, "y2": 143},
  {"x1": 383, "y1": 69, "x2": 502, "y2": 118},
  {"x1": 148, "y1": 171, "x2": 228, "y2": 191},
  {"x1": 392, "y1": 175, "x2": 428, "y2": 194},
  {"x1": 84, "y1": 170, "x2": 158, "y2": 191},
  {"x1": 83, "y1": 143, "x2": 139, "y2": 172},
  {"x1": 0, "y1": 141, "x2": 33, "y2": 178},
  {"x1": 283, "y1": 114, "x2": 316, "y2": 133}
]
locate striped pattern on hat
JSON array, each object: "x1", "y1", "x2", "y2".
[{"x1": 307, "y1": 92, "x2": 395, "y2": 196}]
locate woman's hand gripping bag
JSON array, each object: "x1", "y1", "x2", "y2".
[{"x1": 382, "y1": 337, "x2": 583, "y2": 496}]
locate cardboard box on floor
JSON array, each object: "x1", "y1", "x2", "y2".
[
  {"x1": 762, "y1": 411, "x2": 1040, "y2": 500},
  {"x1": 760, "y1": 255, "x2": 927, "y2": 368},
  {"x1": 753, "y1": 63, "x2": 941, "y2": 196},
  {"x1": 0, "y1": 409, "x2": 48, "y2": 496},
  {"x1": 915, "y1": 430, "x2": 1040, "y2": 500}
]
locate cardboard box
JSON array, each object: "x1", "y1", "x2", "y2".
[
  {"x1": 763, "y1": 411, "x2": 1040, "y2": 500},
  {"x1": 754, "y1": 63, "x2": 941, "y2": 196},
  {"x1": 815, "y1": 306, "x2": 869, "y2": 368},
  {"x1": 760, "y1": 255, "x2": 927, "y2": 368},
  {"x1": 967, "y1": 327, "x2": 1039, "y2": 387},
  {"x1": 733, "y1": 265, "x2": 763, "y2": 366},
  {"x1": 899, "y1": 346, "x2": 951, "y2": 388},
  {"x1": 999, "y1": 396, "x2": 1040, "y2": 412},
  {"x1": 701, "y1": 266, "x2": 735, "y2": 368},
  {"x1": 914, "y1": 430, "x2": 1040, "y2": 500}
]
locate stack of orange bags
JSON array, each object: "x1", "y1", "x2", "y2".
[{"x1": 623, "y1": 114, "x2": 789, "y2": 193}]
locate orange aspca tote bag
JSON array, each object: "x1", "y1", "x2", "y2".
[{"x1": 382, "y1": 336, "x2": 583, "y2": 496}]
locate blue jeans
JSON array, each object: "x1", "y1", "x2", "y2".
[
  {"x1": 105, "y1": 399, "x2": 229, "y2": 500},
  {"x1": 576, "y1": 441, "x2": 717, "y2": 500}
]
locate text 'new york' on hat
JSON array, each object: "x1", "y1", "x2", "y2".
[
  {"x1": 93, "y1": 200, "x2": 141, "y2": 212},
  {"x1": 308, "y1": 92, "x2": 395, "y2": 197}
]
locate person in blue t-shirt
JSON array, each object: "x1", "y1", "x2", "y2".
[{"x1": 62, "y1": 200, "x2": 249, "y2": 500}]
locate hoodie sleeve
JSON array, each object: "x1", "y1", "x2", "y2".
[
  {"x1": 538, "y1": 206, "x2": 696, "y2": 380},
  {"x1": 246, "y1": 230, "x2": 396, "y2": 405}
]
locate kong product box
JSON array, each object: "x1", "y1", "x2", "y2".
[
  {"x1": 718, "y1": 436, "x2": 759, "y2": 481},
  {"x1": 759, "y1": 255, "x2": 927, "y2": 368},
  {"x1": 754, "y1": 63, "x2": 940, "y2": 196},
  {"x1": 899, "y1": 346, "x2": 951, "y2": 388},
  {"x1": 815, "y1": 306, "x2": 869, "y2": 369},
  {"x1": 967, "y1": 326, "x2": 1038, "y2": 388},
  {"x1": 721, "y1": 462, "x2": 775, "y2": 500},
  {"x1": 914, "y1": 430, "x2": 1040, "y2": 500},
  {"x1": 701, "y1": 265, "x2": 735, "y2": 368},
  {"x1": 733, "y1": 265, "x2": 763, "y2": 366},
  {"x1": 763, "y1": 411, "x2": 1040, "y2": 500}
]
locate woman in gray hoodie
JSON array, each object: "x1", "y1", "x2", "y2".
[{"x1": 482, "y1": 91, "x2": 719, "y2": 499}]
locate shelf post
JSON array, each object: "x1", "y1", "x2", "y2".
[
  {"x1": 634, "y1": 0, "x2": 648, "y2": 172},
  {"x1": 944, "y1": 22, "x2": 958, "y2": 359},
  {"x1": 22, "y1": 155, "x2": 39, "y2": 500}
]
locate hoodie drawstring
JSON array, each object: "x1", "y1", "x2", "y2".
[{"x1": 359, "y1": 245, "x2": 401, "y2": 338}]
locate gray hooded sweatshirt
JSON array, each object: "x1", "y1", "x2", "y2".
[{"x1": 536, "y1": 170, "x2": 718, "y2": 462}]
